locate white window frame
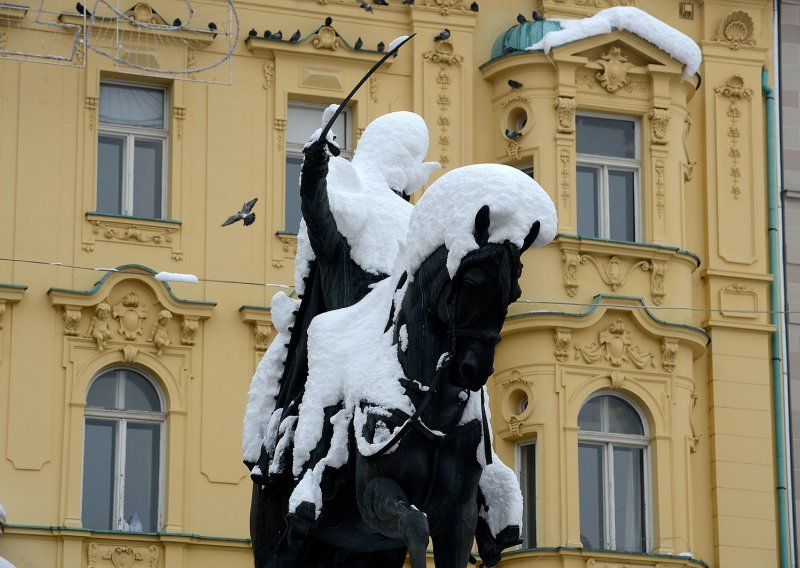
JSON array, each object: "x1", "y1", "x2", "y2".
[
  {"x1": 515, "y1": 440, "x2": 537, "y2": 548},
  {"x1": 578, "y1": 391, "x2": 651, "y2": 552},
  {"x1": 97, "y1": 81, "x2": 169, "y2": 219},
  {"x1": 83, "y1": 367, "x2": 167, "y2": 533},
  {"x1": 284, "y1": 101, "x2": 353, "y2": 233},
  {"x1": 576, "y1": 113, "x2": 641, "y2": 242}
]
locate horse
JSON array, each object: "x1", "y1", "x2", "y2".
[{"x1": 268, "y1": 164, "x2": 556, "y2": 567}]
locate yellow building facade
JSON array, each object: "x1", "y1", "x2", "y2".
[{"x1": 0, "y1": 1, "x2": 785, "y2": 567}]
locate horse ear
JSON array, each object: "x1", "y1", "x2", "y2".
[
  {"x1": 521, "y1": 220, "x2": 540, "y2": 253},
  {"x1": 474, "y1": 205, "x2": 491, "y2": 246}
]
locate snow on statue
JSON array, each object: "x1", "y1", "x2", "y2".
[{"x1": 243, "y1": 107, "x2": 557, "y2": 567}]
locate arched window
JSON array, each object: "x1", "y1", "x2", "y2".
[
  {"x1": 578, "y1": 393, "x2": 649, "y2": 552},
  {"x1": 82, "y1": 367, "x2": 165, "y2": 532}
]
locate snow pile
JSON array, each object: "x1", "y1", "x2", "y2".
[
  {"x1": 527, "y1": 6, "x2": 701, "y2": 80},
  {"x1": 154, "y1": 271, "x2": 198, "y2": 284},
  {"x1": 241, "y1": 292, "x2": 299, "y2": 463},
  {"x1": 402, "y1": 164, "x2": 557, "y2": 278}
]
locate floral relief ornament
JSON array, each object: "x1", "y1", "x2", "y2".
[{"x1": 574, "y1": 319, "x2": 654, "y2": 368}]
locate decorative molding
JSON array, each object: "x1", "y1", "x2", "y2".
[
  {"x1": 594, "y1": 47, "x2": 631, "y2": 93},
  {"x1": 85, "y1": 96, "x2": 99, "y2": 130},
  {"x1": 423, "y1": 40, "x2": 463, "y2": 67},
  {"x1": 554, "y1": 96, "x2": 576, "y2": 133},
  {"x1": 580, "y1": 255, "x2": 652, "y2": 291},
  {"x1": 562, "y1": 251, "x2": 580, "y2": 297},
  {"x1": 574, "y1": 319, "x2": 654, "y2": 369},
  {"x1": 419, "y1": 0, "x2": 469, "y2": 15},
  {"x1": 650, "y1": 260, "x2": 667, "y2": 306},
  {"x1": 424, "y1": 43, "x2": 460, "y2": 168},
  {"x1": 240, "y1": 306, "x2": 274, "y2": 352},
  {"x1": 181, "y1": 316, "x2": 199, "y2": 345},
  {"x1": 554, "y1": 329, "x2": 572, "y2": 362},
  {"x1": 507, "y1": 416, "x2": 523, "y2": 438},
  {"x1": 573, "y1": 0, "x2": 637, "y2": 6},
  {"x1": 126, "y1": 2, "x2": 161, "y2": 24},
  {"x1": 506, "y1": 140, "x2": 521, "y2": 161},
  {"x1": 715, "y1": 76, "x2": 751, "y2": 199},
  {"x1": 688, "y1": 391, "x2": 701, "y2": 453},
  {"x1": 111, "y1": 292, "x2": 148, "y2": 341},
  {"x1": 263, "y1": 61, "x2": 274, "y2": 89},
  {"x1": 655, "y1": 160, "x2": 665, "y2": 219},
  {"x1": 62, "y1": 305, "x2": 83, "y2": 336},
  {"x1": 501, "y1": 369, "x2": 533, "y2": 388},
  {"x1": 609, "y1": 371, "x2": 626, "y2": 390},
  {"x1": 713, "y1": 10, "x2": 756, "y2": 50},
  {"x1": 682, "y1": 114, "x2": 696, "y2": 182},
  {"x1": 0, "y1": 302, "x2": 5, "y2": 330},
  {"x1": 87, "y1": 542, "x2": 159, "y2": 568},
  {"x1": 559, "y1": 149, "x2": 571, "y2": 207},
  {"x1": 254, "y1": 322, "x2": 272, "y2": 351},
  {"x1": 273, "y1": 232, "x2": 298, "y2": 269},
  {"x1": 661, "y1": 338, "x2": 678, "y2": 373},
  {"x1": 274, "y1": 118, "x2": 287, "y2": 152},
  {"x1": 147, "y1": 308, "x2": 173, "y2": 355},
  {"x1": 85, "y1": 302, "x2": 114, "y2": 351},
  {"x1": 369, "y1": 76, "x2": 378, "y2": 103},
  {"x1": 648, "y1": 107, "x2": 670, "y2": 145},
  {"x1": 121, "y1": 345, "x2": 139, "y2": 363},
  {"x1": 719, "y1": 282, "x2": 758, "y2": 318},
  {"x1": 577, "y1": 70, "x2": 648, "y2": 95},
  {"x1": 501, "y1": 93, "x2": 529, "y2": 109},
  {"x1": 311, "y1": 26, "x2": 340, "y2": 50},
  {"x1": 84, "y1": 214, "x2": 182, "y2": 259},
  {"x1": 173, "y1": 106, "x2": 186, "y2": 140}
]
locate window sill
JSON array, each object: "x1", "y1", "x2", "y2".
[
  {"x1": 82, "y1": 212, "x2": 184, "y2": 260},
  {"x1": 500, "y1": 547, "x2": 707, "y2": 568}
]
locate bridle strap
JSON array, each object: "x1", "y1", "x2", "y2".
[{"x1": 451, "y1": 328, "x2": 501, "y2": 343}]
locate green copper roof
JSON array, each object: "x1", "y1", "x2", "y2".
[{"x1": 490, "y1": 20, "x2": 563, "y2": 61}]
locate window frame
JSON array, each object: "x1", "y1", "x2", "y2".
[
  {"x1": 576, "y1": 112, "x2": 641, "y2": 242},
  {"x1": 97, "y1": 80, "x2": 170, "y2": 219},
  {"x1": 515, "y1": 440, "x2": 537, "y2": 548},
  {"x1": 83, "y1": 367, "x2": 167, "y2": 533},
  {"x1": 577, "y1": 391, "x2": 651, "y2": 552}
]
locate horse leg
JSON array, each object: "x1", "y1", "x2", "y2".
[
  {"x1": 361, "y1": 476, "x2": 429, "y2": 568},
  {"x1": 431, "y1": 499, "x2": 478, "y2": 568}
]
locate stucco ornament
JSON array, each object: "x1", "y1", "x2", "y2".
[
  {"x1": 311, "y1": 26, "x2": 340, "y2": 51},
  {"x1": 574, "y1": 319, "x2": 654, "y2": 368},
  {"x1": 112, "y1": 292, "x2": 148, "y2": 340},
  {"x1": 554, "y1": 96, "x2": 576, "y2": 134},
  {"x1": 181, "y1": 316, "x2": 198, "y2": 345},
  {"x1": 713, "y1": 11, "x2": 756, "y2": 50},
  {"x1": 648, "y1": 107, "x2": 670, "y2": 145},
  {"x1": 553, "y1": 329, "x2": 571, "y2": 362},
  {"x1": 148, "y1": 309, "x2": 173, "y2": 355},
  {"x1": 594, "y1": 47, "x2": 632, "y2": 93},
  {"x1": 85, "y1": 302, "x2": 113, "y2": 351},
  {"x1": 62, "y1": 306, "x2": 83, "y2": 336},
  {"x1": 419, "y1": 0, "x2": 469, "y2": 15}
]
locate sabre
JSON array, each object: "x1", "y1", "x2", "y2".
[{"x1": 318, "y1": 33, "x2": 416, "y2": 154}]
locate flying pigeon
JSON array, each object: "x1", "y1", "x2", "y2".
[
  {"x1": 359, "y1": 1, "x2": 373, "y2": 12},
  {"x1": 208, "y1": 21, "x2": 217, "y2": 31},
  {"x1": 377, "y1": 41, "x2": 385, "y2": 52},
  {"x1": 263, "y1": 30, "x2": 272, "y2": 38},
  {"x1": 516, "y1": 13, "x2": 527, "y2": 24},
  {"x1": 325, "y1": 16, "x2": 333, "y2": 26},
  {"x1": 222, "y1": 198, "x2": 258, "y2": 227},
  {"x1": 508, "y1": 79, "x2": 523, "y2": 89},
  {"x1": 76, "y1": 2, "x2": 90, "y2": 16},
  {"x1": 505, "y1": 128, "x2": 522, "y2": 140},
  {"x1": 248, "y1": 28, "x2": 257, "y2": 37},
  {"x1": 172, "y1": 17, "x2": 181, "y2": 26},
  {"x1": 354, "y1": 37, "x2": 363, "y2": 50},
  {"x1": 373, "y1": 0, "x2": 389, "y2": 5},
  {"x1": 533, "y1": 11, "x2": 544, "y2": 21},
  {"x1": 272, "y1": 30, "x2": 283, "y2": 40},
  {"x1": 290, "y1": 29, "x2": 301, "y2": 42},
  {"x1": 470, "y1": 1, "x2": 478, "y2": 12},
  {"x1": 433, "y1": 28, "x2": 450, "y2": 42}
]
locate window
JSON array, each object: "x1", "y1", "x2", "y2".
[
  {"x1": 517, "y1": 441, "x2": 536, "y2": 547},
  {"x1": 284, "y1": 102, "x2": 352, "y2": 233},
  {"x1": 578, "y1": 393, "x2": 648, "y2": 552},
  {"x1": 82, "y1": 368, "x2": 165, "y2": 533},
  {"x1": 96, "y1": 82, "x2": 168, "y2": 219},
  {"x1": 576, "y1": 115, "x2": 640, "y2": 242}
]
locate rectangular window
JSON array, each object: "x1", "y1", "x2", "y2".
[
  {"x1": 284, "y1": 102, "x2": 352, "y2": 233},
  {"x1": 576, "y1": 115, "x2": 640, "y2": 242},
  {"x1": 96, "y1": 82, "x2": 168, "y2": 219},
  {"x1": 518, "y1": 441, "x2": 536, "y2": 548}
]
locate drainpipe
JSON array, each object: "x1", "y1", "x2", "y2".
[{"x1": 763, "y1": 66, "x2": 791, "y2": 568}]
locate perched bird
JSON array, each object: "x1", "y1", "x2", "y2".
[
  {"x1": 505, "y1": 128, "x2": 522, "y2": 140},
  {"x1": 76, "y1": 2, "x2": 90, "y2": 16},
  {"x1": 272, "y1": 30, "x2": 283, "y2": 40},
  {"x1": 290, "y1": 29, "x2": 301, "y2": 42},
  {"x1": 470, "y1": 1, "x2": 478, "y2": 12},
  {"x1": 403, "y1": 0, "x2": 414, "y2": 4},
  {"x1": 502, "y1": 46, "x2": 515, "y2": 54},
  {"x1": 373, "y1": 0, "x2": 389, "y2": 5},
  {"x1": 222, "y1": 198, "x2": 258, "y2": 227},
  {"x1": 516, "y1": 13, "x2": 527, "y2": 24},
  {"x1": 172, "y1": 17, "x2": 181, "y2": 26},
  {"x1": 433, "y1": 28, "x2": 450, "y2": 42},
  {"x1": 248, "y1": 28, "x2": 257, "y2": 37},
  {"x1": 532, "y1": 11, "x2": 544, "y2": 21},
  {"x1": 263, "y1": 30, "x2": 272, "y2": 38},
  {"x1": 508, "y1": 79, "x2": 523, "y2": 89},
  {"x1": 208, "y1": 21, "x2": 217, "y2": 31},
  {"x1": 325, "y1": 16, "x2": 333, "y2": 26},
  {"x1": 359, "y1": 1, "x2": 373, "y2": 12},
  {"x1": 377, "y1": 41, "x2": 385, "y2": 52},
  {"x1": 354, "y1": 36, "x2": 363, "y2": 50}
]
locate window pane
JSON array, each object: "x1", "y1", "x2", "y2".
[
  {"x1": 608, "y1": 170, "x2": 635, "y2": 242},
  {"x1": 97, "y1": 135, "x2": 125, "y2": 215},
  {"x1": 287, "y1": 104, "x2": 349, "y2": 151},
  {"x1": 82, "y1": 419, "x2": 117, "y2": 530},
  {"x1": 100, "y1": 84, "x2": 165, "y2": 129},
  {"x1": 124, "y1": 371, "x2": 161, "y2": 412},
  {"x1": 124, "y1": 422, "x2": 160, "y2": 533},
  {"x1": 578, "y1": 396, "x2": 602, "y2": 432},
  {"x1": 607, "y1": 396, "x2": 644, "y2": 436},
  {"x1": 577, "y1": 116, "x2": 636, "y2": 159},
  {"x1": 577, "y1": 166, "x2": 599, "y2": 238},
  {"x1": 579, "y1": 443, "x2": 605, "y2": 550},
  {"x1": 519, "y1": 443, "x2": 536, "y2": 547},
  {"x1": 87, "y1": 372, "x2": 118, "y2": 409},
  {"x1": 285, "y1": 155, "x2": 303, "y2": 233},
  {"x1": 132, "y1": 138, "x2": 164, "y2": 218},
  {"x1": 613, "y1": 446, "x2": 645, "y2": 552}
]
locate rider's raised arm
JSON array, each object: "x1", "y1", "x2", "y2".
[{"x1": 299, "y1": 139, "x2": 341, "y2": 261}]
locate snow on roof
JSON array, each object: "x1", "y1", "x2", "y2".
[
  {"x1": 401, "y1": 163, "x2": 557, "y2": 279},
  {"x1": 526, "y1": 6, "x2": 701, "y2": 80}
]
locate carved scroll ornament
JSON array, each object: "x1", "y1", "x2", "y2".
[
  {"x1": 595, "y1": 47, "x2": 631, "y2": 93},
  {"x1": 574, "y1": 319, "x2": 654, "y2": 369}
]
